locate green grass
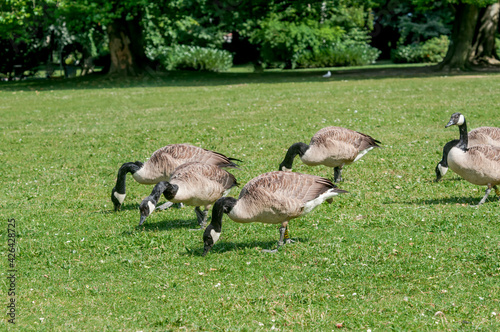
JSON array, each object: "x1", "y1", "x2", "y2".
[{"x1": 1, "y1": 68, "x2": 500, "y2": 331}]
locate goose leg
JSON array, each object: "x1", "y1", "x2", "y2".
[
  {"x1": 283, "y1": 226, "x2": 295, "y2": 244},
  {"x1": 190, "y1": 206, "x2": 208, "y2": 231},
  {"x1": 262, "y1": 223, "x2": 292, "y2": 253},
  {"x1": 156, "y1": 201, "x2": 174, "y2": 211},
  {"x1": 476, "y1": 186, "x2": 492, "y2": 206},
  {"x1": 333, "y1": 167, "x2": 343, "y2": 183}
]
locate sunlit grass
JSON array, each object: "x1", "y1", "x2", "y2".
[{"x1": 1, "y1": 69, "x2": 500, "y2": 330}]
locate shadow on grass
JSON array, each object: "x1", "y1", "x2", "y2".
[
  {"x1": 184, "y1": 237, "x2": 310, "y2": 256},
  {"x1": 384, "y1": 196, "x2": 486, "y2": 205},
  {"x1": 134, "y1": 218, "x2": 201, "y2": 232},
  {"x1": 4, "y1": 64, "x2": 500, "y2": 91}
]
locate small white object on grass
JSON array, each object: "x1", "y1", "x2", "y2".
[{"x1": 322, "y1": 71, "x2": 331, "y2": 78}]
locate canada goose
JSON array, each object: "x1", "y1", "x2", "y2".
[
  {"x1": 445, "y1": 113, "x2": 500, "y2": 205},
  {"x1": 279, "y1": 126, "x2": 381, "y2": 182},
  {"x1": 139, "y1": 162, "x2": 238, "y2": 227},
  {"x1": 111, "y1": 144, "x2": 239, "y2": 211},
  {"x1": 202, "y1": 171, "x2": 348, "y2": 256},
  {"x1": 435, "y1": 126, "x2": 500, "y2": 181}
]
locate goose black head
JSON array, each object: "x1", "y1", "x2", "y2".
[
  {"x1": 139, "y1": 196, "x2": 156, "y2": 226},
  {"x1": 202, "y1": 197, "x2": 237, "y2": 256},
  {"x1": 111, "y1": 187, "x2": 125, "y2": 211},
  {"x1": 435, "y1": 162, "x2": 448, "y2": 182},
  {"x1": 445, "y1": 113, "x2": 465, "y2": 128},
  {"x1": 202, "y1": 224, "x2": 221, "y2": 256}
]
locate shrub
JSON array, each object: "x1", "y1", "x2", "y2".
[
  {"x1": 294, "y1": 40, "x2": 381, "y2": 68},
  {"x1": 392, "y1": 35, "x2": 449, "y2": 63},
  {"x1": 152, "y1": 45, "x2": 233, "y2": 72}
]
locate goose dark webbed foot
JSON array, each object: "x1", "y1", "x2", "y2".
[
  {"x1": 261, "y1": 248, "x2": 279, "y2": 253},
  {"x1": 156, "y1": 202, "x2": 174, "y2": 211},
  {"x1": 262, "y1": 240, "x2": 283, "y2": 253},
  {"x1": 473, "y1": 187, "x2": 492, "y2": 206}
]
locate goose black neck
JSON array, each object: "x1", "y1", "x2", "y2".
[
  {"x1": 114, "y1": 161, "x2": 143, "y2": 194},
  {"x1": 441, "y1": 139, "x2": 459, "y2": 167},
  {"x1": 209, "y1": 197, "x2": 237, "y2": 232},
  {"x1": 457, "y1": 119, "x2": 468, "y2": 151},
  {"x1": 150, "y1": 181, "x2": 169, "y2": 203},
  {"x1": 279, "y1": 142, "x2": 309, "y2": 170},
  {"x1": 163, "y1": 183, "x2": 179, "y2": 200}
]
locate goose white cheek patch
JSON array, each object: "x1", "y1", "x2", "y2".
[
  {"x1": 147, "y1": 201, "x2": 156, "y2": 215},
  {"x1": 457, "y1": 114, "x2": 465, "y2": 126},
  {"x1": 210, "y1": 229, "x2": 221, "y2": 244},
  {"x1": 114, "y1": 192, "x2": 126, "y2": 204},
  {"x1": 438, "y1": 164, "x2": 448, "y2": 176}
]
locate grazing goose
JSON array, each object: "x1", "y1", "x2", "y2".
[
  {"x1": 202, "y1": 171, "x2": 348, "y2": 256},
  {"x1": 279, "y1": 126, "x2": 381, "y2": 182},
  {"x1": 445, "y1": 113, "x2": 500, "y2": 205},
  {"x1": 435, "y1": 126, "x2": 500, "y2": 181},
  {"x1": 111, "y1": 144, "x2": 239, "y2": 211},
  {"x1": 139, "y1": 162, "x2": 238, "y2": 227}
]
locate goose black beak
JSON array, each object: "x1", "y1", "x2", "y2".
[
  {"x1": 445, "y1": 120, "x2": 454, "y2": 128},
  {"x1": 139, "y1": 215, "x2": 147, "y2": 226},
  {"x1": 202, "y1": 245, "x2": 212, "y2": 257}
]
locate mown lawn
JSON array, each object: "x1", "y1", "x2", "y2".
[{"x1": 1, "y1": 67, "x2": 500, "y2": 331}]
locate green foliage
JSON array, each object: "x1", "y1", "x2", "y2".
[
  {"x1": 152, "y1": 45, "x2": 233, "y2": 72},
  {"x1": 243, "y1": 2, "x2": 376, "y2": 68},
  {"x1": 294, "y1": 30, "x2": 381, "y2": 68},
  {"x1": 392, "y1": 35, "x2": 449, "y2": 63},
  {"x1": 248, "y1": 11, "x2": 345, "y2": 66},
  {"x1": 413, "y1": 0, "x2": 498, "y2": 7}
]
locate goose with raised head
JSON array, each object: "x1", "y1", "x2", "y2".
[
  {"x1": 139, "y1": 162, "x2": 238, "y2": 228},
  {"x1": 435, "y1": 126, "x2": 500, "y2": 181},
  {"x1": 202, "y1": 171, "x2": 348, "y2": 256},
  {"x1": 445, "y1": 113, "x2": 500, "y2": 205},
  {"x1": 279, "y1": 126, "x2": 381, "y2": 182},
  {"x1": 111, "y1": 144, "x2": 239, "y2": 211}
]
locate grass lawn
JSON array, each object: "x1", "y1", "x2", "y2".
[{"x1": 1, "y1": 67, "x2": 500, "y2": 331}]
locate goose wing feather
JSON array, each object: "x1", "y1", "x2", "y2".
[
  {"x1": 234, "y1": 172, "x2": 342, "y2": 222},
  {"x1": 308, "y1": 127, "x2": 380, "y2": 162},
  {"x1": 169, "y1": 162, "x2": 237, "y2": 204},
  {"x1": 142, "y1": 144, "x2": 236, "y2": 180},
  {"x1": 469, "y1": 127, "x2": 500, "y2": 146}
]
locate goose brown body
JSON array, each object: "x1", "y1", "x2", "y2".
[
  {"x1": 139, "y1": 162, "x2": 238, "y2": 226},
  {"x1": 112, "y1": 144, "x2": 238, "y2": 211},
  {"x1": 435, "y1": 127, "x2": 500, "y2": 181},
  {"x1": 229, "y1": 171, "x2": 340, "y2": 224},
  {"x1": 133, "y1": 144, "x2": 237, "y2": 184},
  {"x1": 468, "y1": 127, "x2": 500, "y2": 145},
  {"x1": 445, "y1": 112, "x2": 500, "y2": 205},
  {"x1": 202, "y1": 171, "x2": 348, "y2": 255},
  {"x1": 448, "y1": 145, "x2": 500, "y2": 186},
  {"x1": 302, "y1": 126, "x2": 380, "y2": 167},
  {"x1": 168, "y1": 162, "x2": 238, "y2": 207},
  {"x1": 279, "y1": 126, "x2": 380, "y2": 182}
]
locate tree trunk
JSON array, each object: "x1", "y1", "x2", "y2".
[
  {"x1": 107, "y1": 14, "x2": 149, "y2": 77},
  {"x1": 438, "y1": 3, "x2": 479, "y2": 71},
  {"x1": 470, "y1": 2, "x2": 500, "y2": 65}
]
